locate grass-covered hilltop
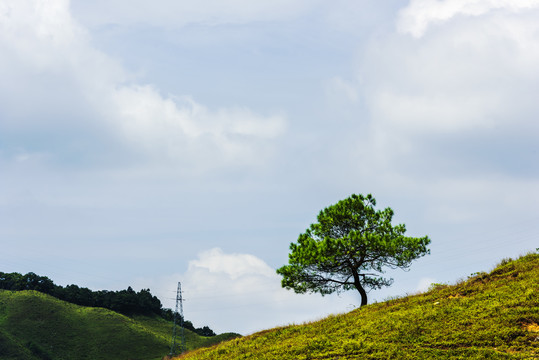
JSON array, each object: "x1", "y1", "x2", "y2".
[
  {"x1": 0, "y1": 287, "x2": 239, "y2": 360},
  {"x1": 174, "y1": 252, "x2": 539, "y2": 359}
]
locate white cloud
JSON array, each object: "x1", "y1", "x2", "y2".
[
  {"x1": 146, "y1": 248, "x2": 357, "y2": 335},
  {"x1": 357, "y1": 1, "x2": 539, "y2": 156},
  {"x1": 188, "y1": 248, "x2": 274, "y2": 279},
  {"x1": 111, "y1": 85, "x2": 285, "y2": 164},
  {"x1": 0, "y1": 0, "x2": 84, "y2": 60},
  {"x1": 367, "y1": 13, "x2": 539, "y2": 133},
  {"x1": 398, "y1": 0, "x2": 539, "y2": 38},
  {"x1": 0, "y1": 0, "x2": 286, "y2": 168}
]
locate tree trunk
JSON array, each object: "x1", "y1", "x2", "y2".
[
  {"x1": 355, "y1": 282, "x2": 368, "y2": 307},
  {"x1": 352, "y1": 270, "x2": 368, "y2": 306}
]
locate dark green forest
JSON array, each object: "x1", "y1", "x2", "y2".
[{"x1": 0, "y1": 271, "x2": 215, "y2": 337}]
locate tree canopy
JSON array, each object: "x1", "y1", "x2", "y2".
[{"x1": 276, "y1": 194, "x2": 430, "y2": 306}]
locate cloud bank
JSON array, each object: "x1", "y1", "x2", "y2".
[
  {"x1": 0, "y1": 0, "x2": 286, "y2": 169},
  {"x1": 353, "y1": 0, "x2": 539, "y2": 189}
]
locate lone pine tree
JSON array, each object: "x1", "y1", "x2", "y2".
[{"x1": 277, "y1": 194, "x2": 430, "y2": 306}]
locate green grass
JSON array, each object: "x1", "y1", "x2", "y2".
[
  {"x1": 0, "y1": 290, "x2": 239, "y2": 360},
  {"x1": 130, "y1": 314, "x2": 239, "y2": 352},
  {"x1": 0, "y1": 327, "x2": 39, "y2": 360},
  {"x1": 175, "y1": 253, "x2": 539, "y2": 359}
]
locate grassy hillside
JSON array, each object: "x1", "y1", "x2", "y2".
[
  {"x1": 0, "y1": 290, "x2": 238, "y2": 360},
  {"x1": 175, "y1": 253, "x2": 539, "y2": 359}
]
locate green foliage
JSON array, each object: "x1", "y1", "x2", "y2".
[
  {"x1": 0, "y1": 272, "x2": 162, "y2": 316},
  {"x1": 176, "y1": 253, "x2": 539, "y2": 360},
  {"x1": 0, "y1": 272, "x2": 217, "y2": 336},
  {"x1": 427, "y1": 282, "x2": 448, "y2": 292},
  {"x1": 195, "y1": 326, "x2": 217, "y2": 337},
  {"x1": 161, "y1": 309, "x2": 216, "y2": 337},
  {"x1": 0, "y1": 290, "x2": 239, "y2": 360},
  {"x1": 277, "y1": 194, "x2": 430, "y2": 305}
]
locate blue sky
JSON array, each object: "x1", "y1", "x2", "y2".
[{"x1": 1, "y1": 0, "x2": 538, "y2": 335}]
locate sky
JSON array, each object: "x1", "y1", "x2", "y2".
[{"x1": 1, "y1": 0, "x2": 538, "y2": 335}]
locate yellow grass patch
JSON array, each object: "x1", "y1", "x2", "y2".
[{"x1": 524, "y1": 323, "x2": 539, "y2": 332}]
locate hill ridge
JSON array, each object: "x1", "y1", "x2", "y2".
[
  {"x1": 175, "y1": 252, "x2": 539, "y2": 359},
  {"x1": 0, "y1": 289, "x2": 239, "y2": 360}
]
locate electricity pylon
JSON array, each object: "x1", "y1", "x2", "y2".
[{"x1": 169, "y1": 281, "x2": 185, "y2": 356}]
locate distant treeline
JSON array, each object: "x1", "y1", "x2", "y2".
[
  {"x1": 0, "y1": 271, "x2": 215, "y2": 337},
  {"x1": 161, "y1": 308, "x2": 216, "y2": 337}
]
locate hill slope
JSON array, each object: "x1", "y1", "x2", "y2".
[
  {"x1": 0, "y1": 290, "x2": 238, "y2": 360},
  {"x1": 175, "y1": 253, "x2": 539, "y2": 359}
]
